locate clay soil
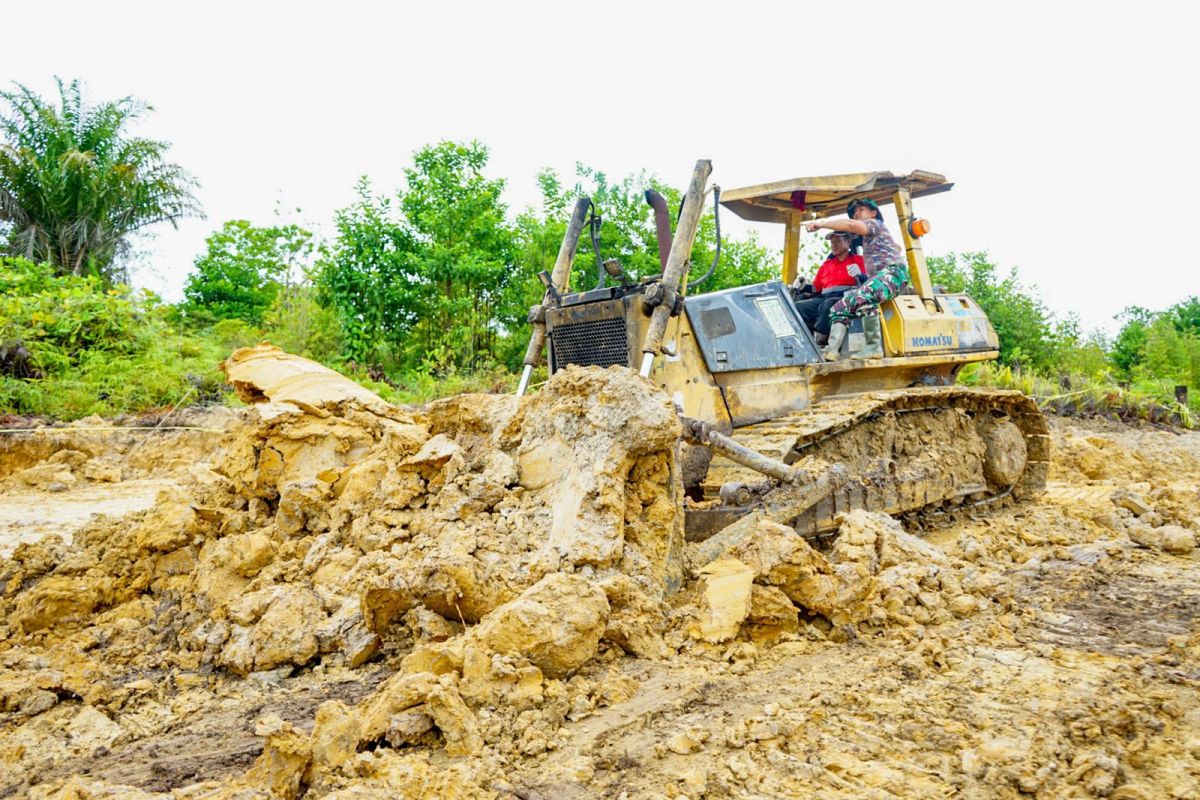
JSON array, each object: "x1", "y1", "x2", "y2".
[{"x1": 0, "y1": 352, "x2": 1197, "y2": 800}]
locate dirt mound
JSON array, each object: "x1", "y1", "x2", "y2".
[
  {"x1": 679, "y1": 509, "x2": 1004, "y2": 651},
  {"x1": 1, "y1": 346, "x2": 688, "y2": 795},
  {"x1": 1, "y1": 354, "x2": 1198, "y2": 799}
]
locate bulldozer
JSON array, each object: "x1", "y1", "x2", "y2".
[{"x1": 517, "y1": 160, "x2": 1048, "y2": 542}]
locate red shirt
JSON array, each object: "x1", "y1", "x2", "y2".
[{"x1": 812, "y1": 254, "x2": 865, "y2": 293}]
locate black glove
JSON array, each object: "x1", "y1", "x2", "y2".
[{"x1": 789, "y1": 284, "x2": 815, "y2": 302}]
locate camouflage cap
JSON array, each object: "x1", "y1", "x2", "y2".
[{"x1": 847, "y1": 197, "x2": 881, "y2": 218}]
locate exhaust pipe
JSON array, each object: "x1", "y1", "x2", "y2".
[
  {"x1": 517, "y1": 197, "x2": 593, "y2": 397},
  {"x1": 644, "y1": 189, "x2": 672, "y2": 271}
]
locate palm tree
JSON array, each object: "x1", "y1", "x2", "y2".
[{"x1": 0, "y1": 78, "x2": 201, "y2": 282}]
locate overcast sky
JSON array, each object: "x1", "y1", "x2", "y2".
[{"x1": 5, "y1": 0, "x2": 1197, "y2": 333}]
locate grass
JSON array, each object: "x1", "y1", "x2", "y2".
[
  {"x1": 961, "y1": 362, "x2": 1196, "y2": 428},
  {"x1": 0, "y1": 328, "x2": 231, "y2": 421}
]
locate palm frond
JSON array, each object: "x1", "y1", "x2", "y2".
[{"x1": 0, "y1": 77, "x2": 201, "y2": 281}]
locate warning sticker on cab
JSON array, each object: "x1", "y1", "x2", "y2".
[{"x1": 754, "y1": 296, "x2": 796, "y2": 339}]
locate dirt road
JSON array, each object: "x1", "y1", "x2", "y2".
[{"x1": 0, "y1": 479, "x2": 177, "y2": 558}]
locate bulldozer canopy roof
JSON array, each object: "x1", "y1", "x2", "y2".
[{"x1": 720, "y1": 170, "x2": 951, "y2": 223}]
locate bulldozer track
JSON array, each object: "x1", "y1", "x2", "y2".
[{"x1": 695, "y1": 387, "x2": 1049, "y2": 540}]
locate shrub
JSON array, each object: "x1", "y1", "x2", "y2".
[
  {"x1": 183, "y1": 220, "x2": 313, "y2": 324},
  {"x1": 261, "y1": 285, "x2": 344, "y2": 364},
  {"x1": 0, "y1": 256, "x2": 227, "y2": 418},
  {"x1": 211, "y1": 318, "x2": 263, "y2": 352}
]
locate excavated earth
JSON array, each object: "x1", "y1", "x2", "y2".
[{"x1": 0, "y1": 345, "x2": 1197, "y2": 799}]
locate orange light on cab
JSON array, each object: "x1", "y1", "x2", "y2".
[{"x1": 908, "y1": 218, "x2": 932, "y2": 237}]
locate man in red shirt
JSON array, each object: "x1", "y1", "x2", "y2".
[{"x1": 793, "y1": 231, "x2": 864, "y2": 344}]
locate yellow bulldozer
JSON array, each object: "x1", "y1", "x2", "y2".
[{"x1": 518, "y1": 160, "x2": 1048, "y2": 542}]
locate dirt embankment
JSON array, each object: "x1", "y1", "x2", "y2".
[{"x1": 1, "y1": 346, "x2": 1197, "y2": 799}]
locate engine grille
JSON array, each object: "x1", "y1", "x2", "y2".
[{"x1": 549, "y1": 317, "x2": 629, "y2": 372}]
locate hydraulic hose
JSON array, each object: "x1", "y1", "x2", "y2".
[{"x1": 686, "y1": 185, "x2": 722, "y2": 292}]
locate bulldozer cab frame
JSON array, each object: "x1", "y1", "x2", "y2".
[
  {"x1": 715, "y1": 169, "x2": 1001, "y2": 372},
  {"x1": 719, "y1": 169, "x2": 952, "y2": 297}
]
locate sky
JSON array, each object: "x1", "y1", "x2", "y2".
[{"x1": 5, "y1": 0, "x2": 1198, "y2": 333}]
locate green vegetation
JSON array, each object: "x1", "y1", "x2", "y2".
[
  {"x1": 930, "y1": 253, "x2": 1200, "y2": 425},
  {"x1": 0, "y1": 76, "x2": 1195, "y2": 425},
  {"x1": 0, "y1": 257, "x2": 226, "y2": 418},
  {"x1": 183, "y1": 220, "x2": 313, "y2": 324},
  {"x1": 315, "y1": 142, "x2": 518, "y2": 372},
  {"x1": 314, "y1": 145, "x2": 781, "y2": 376},
  {"x1": 961, "y1": 362, "x2": 1194, "y2": 428},
  {"x1": 0, "y1": 79, "x2": 200, "y2": 283}
]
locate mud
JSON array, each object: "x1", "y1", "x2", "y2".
[
  {"x1": 0, "y1": 408, "x2": 237, "y2": 482},
  {"x1": 1, "y1": 348, "x2": 1197, "y2": 799}
]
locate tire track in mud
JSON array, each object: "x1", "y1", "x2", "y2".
[
  {"x1": 1043, "y1": 482, "x2": 1119, "y2": 507},
  {"x1": 1014, "y1": 548, "x2": 1200, "y2": 658}
]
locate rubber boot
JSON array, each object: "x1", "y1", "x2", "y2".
[
  {"x1": 822, "y1": 322, "x2": 848, "y2": 362},
  {"x1": 855, "y1": 314, "x2": 884, "y2": 359}
]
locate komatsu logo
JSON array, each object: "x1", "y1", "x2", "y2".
[{"x1": 911, "y1": 335, "x2": 953, "y2": 348}]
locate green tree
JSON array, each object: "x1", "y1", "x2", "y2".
[
  {"x1": 318, "y1": 144, "x2": 519, "y2": 371},
  {"x1": 0, "y1": 78, "x2": 200, "y2": 282},
  {"x1": 399, "y1": 140, "x2": 515, "y2": 371},
  {"x1": 183, "y1": 220, "x2": 313, "y2": 324},
  {"x1": 927, "y1": 251, "x2": 1059, "y2": 370},
  {"x1": 1136, "y1": 316, "x2": 1197, "y2": 385},
  {"x1": 1111, "y1": 306, "x2": 1153, "y2": 377},
  {"x1": 1168, "y1": 296, "x2": 1200, "y2": 336},
  {"x1": 1112, "y1": 303, "x2": 1200, "y2": 390},
  {"x1": 316, "y1": 178, "x2": 420, "y2": 365},
  {"x1": 1052, "y1": 313, "x2": 1111, "y2": 379}
]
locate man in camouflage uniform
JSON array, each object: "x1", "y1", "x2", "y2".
[{"x1": 803, "y1": 198, "x2": 907, "y2": 360}]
